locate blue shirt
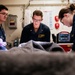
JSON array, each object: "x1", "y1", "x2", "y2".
[
  {"x1": 70, "y1": 15, "x2": 75, "y2": 51},
  {"x1": 0, "y1": 25, "x2": 6, "y2": 42}
]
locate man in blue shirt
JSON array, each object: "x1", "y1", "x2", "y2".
[
  {"x1": 20, "y1": 10, "x2": 51, "y2": 43},
  {"x1": 0, "y1": 5, "x2": 8, "y2": 50}
]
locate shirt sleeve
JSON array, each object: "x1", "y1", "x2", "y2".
[{"x1": 20, "y1": 27, "x2": 29, "y2": 43}]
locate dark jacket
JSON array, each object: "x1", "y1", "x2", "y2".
[
  {"x1": 0, "y1": 25, "x2": 6, "y2": 42},
  {"x1": 20, "y1": 23, "x2": 50, "y2": 43},
  {"x1": 70, "y1": 15, "x2": 75, "y2": 51}
]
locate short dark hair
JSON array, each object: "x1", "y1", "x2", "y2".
[
  {"x1": 58, "y1": 4, "x2": 75, "y2": 20},
  {"x1": 58, "y1": 8, "x2": 69, "y2": 20},
  {"x1": 33, "y1": 10, "x2": 43, "y2": 18},
  {"x1": 0, "y1": 4, "x2": 8, "y2": 12}
]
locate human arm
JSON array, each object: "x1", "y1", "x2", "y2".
[
  {"x1": 44, "y1": 26, "x2": 51, "y2": 42},
  {"x1": 20, "y1": 27, "x2": 29, "y2": 43}
]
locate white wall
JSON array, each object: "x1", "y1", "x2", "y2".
[
  {"x1": 0, "y1": 0, "x2": 29, "y2": 5},
  {"x1": 5, "y1": 6, "x2": 23, "y2": 43}
]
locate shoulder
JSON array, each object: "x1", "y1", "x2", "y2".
[
  {"x1": 23, "y1": 23, "x2": 33, "y2": 30},
  {"x1": 0, "y1": 26, "x2": 5, "y2": 33},
  {"x1": 40, "y1": 23, "x2": 50, "y2": 30}
]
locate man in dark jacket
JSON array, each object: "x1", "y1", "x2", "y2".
[
  {"x1": 20, "y1": 10, "x2": 51, "y2": 43},
  {"x1": 0, "y1": 4, "x2": 8, "y2": 42},
  {"x1": 0, "y1": 5, "x2": 8, "y2": 50}
]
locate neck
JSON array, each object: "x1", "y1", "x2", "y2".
[
  {"x1": 34, "y1": 28, "x2": 38, "y2": 32},
  {"x1": 71, "y1": 14, "x2": 74, "y2": 26},
  {"x1": 0, "y1": 23, "x2": 2, "y2": 25},
  {"x1": 0, "y1": 21, "x2": 2, "y2": 25}
]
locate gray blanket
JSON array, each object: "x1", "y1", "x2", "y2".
[{"x1": 0, "y1": 40, "x2": 74, "y2": 75}]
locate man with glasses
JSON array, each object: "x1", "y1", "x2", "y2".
[
  {"x1": 0, "y1": 5, "x2": 8, "y2": 50},
  {"x1": 20, "y1": 10, "x2": 51, "y2": 43}
]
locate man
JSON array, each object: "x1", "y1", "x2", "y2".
[
  {"x1": 0, "y1": 5, "x2": 8, "y2": 50},
  {"x1": 0, "y1": 4, "x2": 8, "y2": 42},
  {"x1": 20, "y1": 10, "x2": 51, "y2": 43}
]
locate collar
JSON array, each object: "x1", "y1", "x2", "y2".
[
  {"x1": 30, "y1": 23, "x2": 43, "y2": 33},
  {"x1": 73, "y1": 15, "x2": 75, "y2": 24}
]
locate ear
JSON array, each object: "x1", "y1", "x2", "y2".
[
  {"x1": 41, "y1": 18, "x2": 43, "y2": 21},
  {"x1": 64, "y1": 14, "x2": 68, "y2": 17}
]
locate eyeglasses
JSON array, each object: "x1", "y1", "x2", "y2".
[
  {"x1": 33, "y1": 18, "x2": 42, "y2": 22},
  {"x1": 0, "y1": 12, "x2": 8, "y2": 16}
]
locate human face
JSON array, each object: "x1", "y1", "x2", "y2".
[
  {"x1": 0, "y1": 9, "x2": 8, "y2": 24},
  {"x1": 61, "y1": 14, "x2": 72, "y2": 27},
  {"x1": 32, "y1": 15, "x2": 42, "y2": 29}
]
